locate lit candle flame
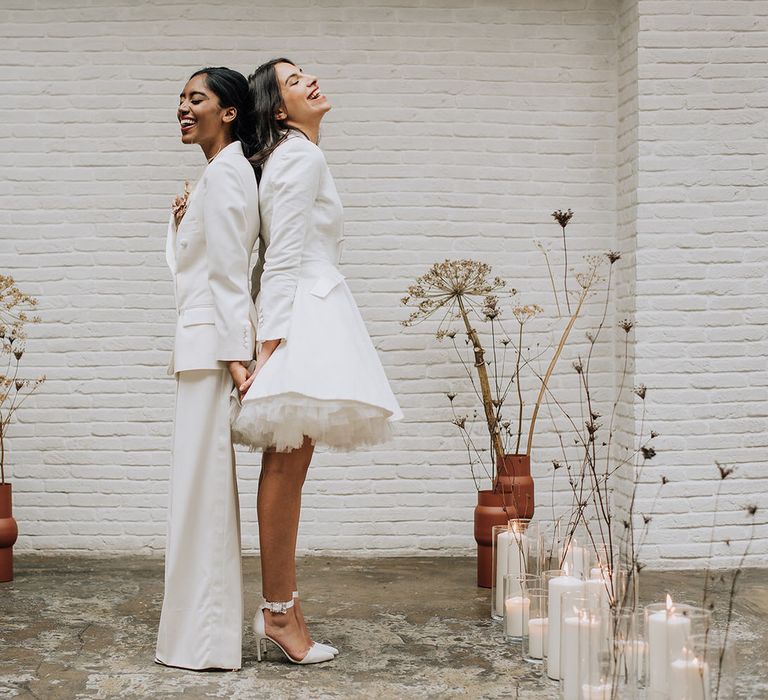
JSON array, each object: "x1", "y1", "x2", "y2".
[{"x1": 666, "y1": 594, "x2": 675, "y2": 614}]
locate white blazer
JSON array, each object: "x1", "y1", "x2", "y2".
[
  {"x1": 165, "y1": 141, "x2": 260, "y2": 374},
  {"x1": 251, "y1": 133, "x2": 345, "y2": 343}
]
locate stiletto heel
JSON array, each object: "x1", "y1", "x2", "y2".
[
  {"x1": 293, "y1": 590, "x2": 339, "y2": 656},
  {"x1": 253, "y1": 597, "x2": 334, "y2": 665}
]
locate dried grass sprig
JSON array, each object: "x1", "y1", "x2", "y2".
[{"x1": 1, "y1": 275, "x2": 45, "y2": 483}]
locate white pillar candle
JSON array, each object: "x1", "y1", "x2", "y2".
[
  {"x1": 565, "y1": 538, "x2": 588, "y2": 579},
  {"x1": 581, "y1": 684, "x2": 612, "y2": 700},
  {"x1": 504, "y1": 595, "x2": 530, "y2": 637},
  {"x1": 546, "y1": 572, "x2": 584, "y2": 680},
  {"x1": 669, "y1": 655, "x2": 710, "y2": 700},
  {"x1": 586, "y1": 576, "x2": 610, "y2": 611},
  {"x1": 527, "y1": 617, "x2": 548, "y2": 659},
  {"x1": 647, "y1": 599, "x2": 692, "y2": 692},
  {"x1": 495, "y1": 527, "x2": 526, "y2": 616},
  {"x1": 562, "y1": 612, "x2": 601, "y2": 700}
]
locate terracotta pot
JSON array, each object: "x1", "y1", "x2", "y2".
[
  {"x1": 0, "y1": 483, "x2": 18, "y2": 583},
  {"x1": 473, "y1": 454, "x2": 535, "y2": 588}
]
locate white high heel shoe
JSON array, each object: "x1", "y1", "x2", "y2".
[
  {"x1": 292, "y1": 591, "x2": 339, "y2": 656},
  {"x1": 253, "y1": 598, "x2": 335, "y2": 665}
]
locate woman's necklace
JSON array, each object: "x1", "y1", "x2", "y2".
[{"x1": 206, "y1": 142, "x2": 228, "y2": 164}]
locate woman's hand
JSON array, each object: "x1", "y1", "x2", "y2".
[
  {"x1": 171, "y1": 180, "x2": 191, "y2": 228},
  {"x1": 237, "y1": 339, "x2": 282, "y2": 396},
  {"x1": 228, "y1": 361, "x2": 251, "y2": 399}
]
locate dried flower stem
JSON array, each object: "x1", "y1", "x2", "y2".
[
  {"x1": 526, "y1": 287, "x2": 589, "y2": 455},
  {"x1": 456, "y1": 295, "x2": 505, "y2": 467}
]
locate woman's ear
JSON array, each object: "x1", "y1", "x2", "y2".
[
  {"x1": 275, "y1": 106, "x2": 287, "y2": 121},
  {"x1": 222, "y1": 106, "x2": 237, "y2": 124}
]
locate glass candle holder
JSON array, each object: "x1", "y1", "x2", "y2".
[
  {"x1": 560, "y1": 596, "x2": 605, "y2": 700},
  {"x1": 491, "y1": 520, "x2": 530, "y2": 620},
  {"x1": 522, "y1": 587, "x2": 548, "y2": 664},
  {"x1": 611, "y1": 608, "x2": 646, "y2": 693},
  {"x1": 645, "y1": 600, "x2": 712, "y2": 697},
  {"x1": 503, "y1": 573, "x2": 538, "y2": 641},
  {"x1": 562, "y1": 525, "x2": 590, "y2": 578},
  {"x1": 544, "y1": 568, "x2": 585, "y2": 681},
  {"x1": 668, "y1": 628, "x2": 733, "y2": 700}
]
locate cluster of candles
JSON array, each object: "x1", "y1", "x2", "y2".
[{"x1": 492, "y1": 522, "x2": 716, "y2": 700}]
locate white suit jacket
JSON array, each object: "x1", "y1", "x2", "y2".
[
  {"x1": 251, "y1": 133, "x2": 345, "y2": 342},
  {"x1": 165, "y1": 140, "x2": 260, "y2": 374}
]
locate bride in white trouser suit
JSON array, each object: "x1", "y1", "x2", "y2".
[{"x1": 155, "y1": 67, "x2": 259, "y2": 671}]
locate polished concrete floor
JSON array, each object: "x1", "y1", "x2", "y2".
[{"x1": 0, "y1": 555, "x2": 766, "y2": 699}]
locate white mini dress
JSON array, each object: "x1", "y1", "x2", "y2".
[{"x1": 231, "y1": 133, "x2": 402, "y2": 452}]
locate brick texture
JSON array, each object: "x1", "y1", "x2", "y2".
[{"x1": 1, "y1": 0, "x2": 764, "y2": 567}]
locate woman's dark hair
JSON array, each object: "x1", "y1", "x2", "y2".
[
  {"x1": 188, "y1": 66, "x2": 257, "y2": 168},
  {"x1": 247, "y1": 58, "x2": 307, "y2": 177}
]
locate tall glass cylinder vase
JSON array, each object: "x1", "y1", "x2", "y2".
[
  {"x1": 559, "y1": 596, "x2": 607, "y2": 700},
  {"x1": 522, "y1": 587, "x2": 548, "y2": 664},
  {"x1": 668, "y1": 629, "x2": 734, "y2": 700},
  {"x1": 602, "y1": 609, "x2": 646, "y2": 699},
  {"x1": 491, "y1": 519, "x2": 531, "y2": 620},
  {"x1": 645, "y1": 601, "x2": 712, "y2": 699},
  {"x1": 503, "y1": 573, "x2": 538, "y2": 642}
]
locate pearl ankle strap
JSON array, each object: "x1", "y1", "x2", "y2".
[{"x1": 260, "y1": 598, "x2": 295, "y2": 615}]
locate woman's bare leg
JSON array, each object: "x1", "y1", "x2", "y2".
[{"x1": 257, "y1": 436, "x2": 314, "y2": 659}]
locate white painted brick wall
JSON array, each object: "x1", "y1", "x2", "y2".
[
  {"x1": 2, "y1": 0, "x2": 765, "y2": 567},
  {"x1": 631, "y1": 0, "x2": 768, "y2": 567}
]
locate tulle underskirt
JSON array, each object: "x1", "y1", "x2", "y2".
[{"x1": 231, "y1": 392, "x2": 394, "y2": 453}]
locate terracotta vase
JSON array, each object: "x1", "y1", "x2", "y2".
[
  {"x1": 0, "y1": 483, "x2": 18, "y2": 583},
  {"x1": 473, "y1": 454, "x2": 535, "y2": 588}
]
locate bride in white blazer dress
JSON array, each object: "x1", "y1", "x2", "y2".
[
  {"x1": 155, "y1": 68, "x2": 259, "y2": 672},
  {"x1": 230, "y1": 58, "x2": 402, "y2": 666}
]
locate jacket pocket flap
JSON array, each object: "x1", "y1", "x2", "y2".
[
  {"x1": 309, "y1": 274, "x2": 344, "y2": 299},
  {"x1": 181, "y1": 306, "x2": 215, "y2": 326}
]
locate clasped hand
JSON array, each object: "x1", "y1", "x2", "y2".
[{"x1": 227, "y1": 339, "x2": 281, "y2": 400}]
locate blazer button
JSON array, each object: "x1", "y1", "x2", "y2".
[{"x1": 180, "y1": 240, "x2": 188, "y2": 249}]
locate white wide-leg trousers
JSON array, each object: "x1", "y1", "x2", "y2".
[{"x1": 155, "y1": 369, "x2": 243, "y2": 671}]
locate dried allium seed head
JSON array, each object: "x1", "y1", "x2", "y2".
[
  {"x1": 641, "y1": 446, "x2": 656, "y2": 460},
  {"x1": 661, "y1": 476, "x2": 669, "y2": 485},
  {"x1": 446, "y1": 392, "x2": 456, "y2": 402},
  {"x1": 619, "y1": 319, "x2": 634, "y2": 333},
  {"x1": 606, "y1": 251, "x2": 621, "y2": 264},
  {"x1": 634, "y1": 384, "x2": 647, "y2": 400},
  {"x1": 650, "y1": 430, "x2": 659, "y2": 439},
  {"x1": 717, "y1": 463, "x2": 735, "y2": 480},
  {"x1": 512, "y1": 304, "x2": 543, "y2": 324},
  {"x1": 746, "y1": 504, "x2": 758, "y2": 516},
  {"x1": 572, "y1": 359, "x2": 583, "y2": 374},
  {"x1": 552, "y1": 208, "x2": 574, "y2": 228}
]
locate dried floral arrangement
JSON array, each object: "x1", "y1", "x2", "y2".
[
  {"x1": 0, "y1": 275, "x2": 45, "y2": 484},
  {"x1": 400, "y1": 210, "x2": 604, "y2": 492}
]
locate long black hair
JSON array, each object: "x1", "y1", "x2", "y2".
[
  {"x1": 188, "y1": 66, "x2": 257, "y2": 170},
  {"x1": 246, "y1": 58, "x2": 308, "y2": 177}
]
